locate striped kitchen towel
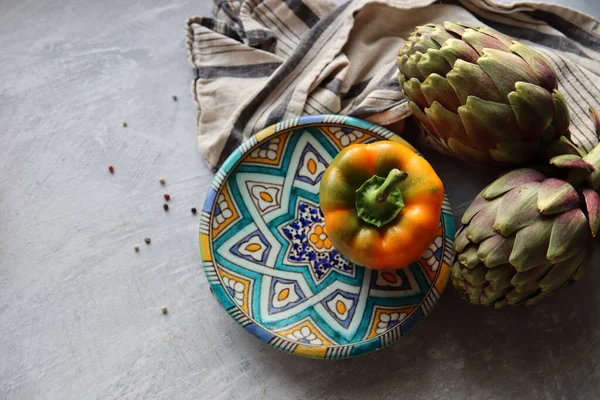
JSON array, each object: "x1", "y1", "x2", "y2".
[{"x1": 186, "y1": 0, "x2": 600, "y2": 170}]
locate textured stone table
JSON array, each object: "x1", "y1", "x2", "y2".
[{"x1": 1, "y1": 0, "x2": 599, "y2": 399}]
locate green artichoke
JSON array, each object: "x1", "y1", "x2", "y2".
[
  {"x1": 398, "y1": 21, "x2": 580, "y2": 165},
  {"x1": 452, "y1": 109, "x2": 600, "y2": 307}
]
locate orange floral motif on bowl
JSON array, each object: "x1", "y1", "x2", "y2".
[{"x1": 309, "y1": 224, "x2": 332, "y2": 250}]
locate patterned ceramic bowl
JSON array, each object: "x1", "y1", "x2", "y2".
[{"x1": 199, "y1": 115, "x2": 455, "y2": 359}]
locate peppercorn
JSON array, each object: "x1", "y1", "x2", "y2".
[
  {"x1": 134, "y1": 244, "x2": 140, "y2": 252},
  {"x1": 159, "y1": 177, "x2": 165, "y2": 185},
  {"x1": 161, "y1": 306, "x2": 168, "y2": 314},
  {"x1": 191, "y1": 207, "x2": 197, "y2": 215},
  {"x1": 172, "y1": 95, "x2": 178, "y2": 101},
  {"x1": 108, "y1": 165, "x2": 114, "y2": 174},
  {"x1": 163, "y1": 203, "x2": 169, "y2": 211},
  {"x1": 145, "y1": 237, "x2": 151, "y2": 244},
  {"x1": 122, "y1": 121, "x2": 127, "y2": 128},
  {"x1": 164, "y1": 194, "x2": 170, "y2": 201}
]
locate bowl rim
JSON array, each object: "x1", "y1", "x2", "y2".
[{"x1": 198, "y1": 114, "x2": 456, "y2": 359}]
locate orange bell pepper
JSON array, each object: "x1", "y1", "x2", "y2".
[{"x1": 319, "y1": 140, "x2": 444, "y2": 270}]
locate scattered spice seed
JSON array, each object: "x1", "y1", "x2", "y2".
[
  {"x1": 163, "y1": 203, "x2": 169, "y2": 211},
  {"x1": 145, "y1": 237, "x2": 151, "y2": 244},
  {"x1": 172, "y1": 95, "x2": 178, "y2": 101},
  {"x1": 191, "y1": 207, "x2": 197, "y2": 215},
  {"x1": 122, "y1": 121, "x2": 127, "y2": 128},
  {"x1": 161, "y1": 306, "x2": 168, "y2": 314},
  {"x1": 108, "y1": 165, "x2": 115, "y2": 174},
  {"x1": 134, "y1": 244, "x2": 140, "y2": 252},
  {"x1": 159, "y1": 176, "x2": 165, "y2": 185},
  {"x1": 164, "y1": 193, "x2": 170, "y2": 201}
]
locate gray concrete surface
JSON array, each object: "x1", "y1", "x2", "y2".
[{"x1": 1, "y1": 0, "x2": 600, "y2": 399}]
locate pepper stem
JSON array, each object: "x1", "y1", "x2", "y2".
[
  {"x1": 375, "y1": 169, "x2": 408, "y2": 203},
  {"x1": 355, "y1": 168, "x2": 407, "y2": 228}
]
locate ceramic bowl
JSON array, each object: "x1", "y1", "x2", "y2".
[{"x1": 199, "y1": 115, "x2": 455, "y2": 359}]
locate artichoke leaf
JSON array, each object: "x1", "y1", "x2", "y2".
[
  {"x1": 447, "y1": 138, "x2": 490, "y2": 164},
  {"x1": 454, "y1": 226, "x2": 471, "y2": 252},
  {"x1": 483, "y1": 169, "x2": 545, "y2": 199},
  {"x1": 462, "y1": 28, "x2": 511, "y2": 55},
  {"x1": 510, "y1": 218, "x2": 554, "y2": 271},
  {"x1": 481, "y1": 285, "x2": 511, "y2": 305},
  {"x1": 458, "y1": 244, "x2": 481, "y2": 269},
  {"x1": 537, "y1": 178, "x2": 580, "y2": 215},
  {"x1": 549, "y1": 154, "x2": 592, "y2": 171},
  {"x1": 477, "y1": 26, "x2": 514, "y2": 49},
  {"x1": 443, "y1": 21, "x2": 467, "y2": 36},
  {"x1": 462, "y1": 263, "x2": 489, "y2": 285},
  {"x1": 539, "y1": 251, "x2": 585, "y2": 293},
  {"x1": 493, "y1": 182, "x2": 541, "y2": 236},
  {"x1": 506, "y1": 287, "x2": 541, "y2": 305},
  {"x1": 408, "y1": 101, "x2": 438, "y2": 139},
  {"x1": 465, "y1": 197, "x2": 502, "y2": 243},
  {"x1": 547, "y1": 208, "x2": 590, "y2": 263},
  {"x1": 403, "y1": 78, "x2": 429, "y2": 108},
  {"x1": 510, "y1": 41, "x2": 557, "y2": 91},
  {"x1": 447, "y1": 60, "x2": 504, "y2": 104},
  {"x1": 551, "y1": 90, "x2": 571, "y2": 137},
  {"x1": 458, "y1": 96, "x2": 522, "y2": 152},
  {"x1": 583, "y1": 188, "x2": 600, "y2": 237},
  {"x1": 421, "y1": 73, "x2": 462, "y2": 112},
  {"x1": 440, "y1": 38, "x2": 480, "y2": 66},
  {"x1": 511, "y1": 264, "x2": 552, "y2": 292},
  {"x1": 546, "y1": 136, "x2": 585, "y2": 159},
  {"x1": 477, "y1": 234, "x2": 515, "y2": 268},
  {"x1": 413, "y1": 34, "x2": 440, "y2": 53},
  {"x1": 404, "y1": 52, "x2": 425, "y2": 81},
  {"x1": 478, "y1": 48, "x2": 540, "y2": 99},
  {"x1": 418, "y1": 48, "x2": 452, "y2": 77},
  {"x1": 430, "y1": 25, "x2": 455, "y2": 47},
  {"x1": 425, "y1": 101, "x2": 468, "y2": 143},
  {"x1": 462, "y1": 187, "x2": 491, "y2": 224},
  {"x1": 508, "y1": 82, "x2": 554, "y2": 136},
  {"x1": 485, "y1": 263, "x2": 516, "y2": 289}
]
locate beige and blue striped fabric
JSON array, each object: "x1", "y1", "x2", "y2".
[{"x1": 186, "y1": 0, "x2": 600, "y2": 170}]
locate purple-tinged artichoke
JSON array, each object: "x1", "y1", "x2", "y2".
[
  {"x1": 452, "y1": 109, "x2": 600, "y2": 307},
  {"x1": 398, "y1": 21, "x2": 580, "y2": 165}
]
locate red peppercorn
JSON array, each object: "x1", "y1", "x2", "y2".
[
  {"x1": 108, "y1": 165, "x2": 115, "y2": 174},
  {"x1": 164, "y1": 194, "x2": 170, "y2": 201}
]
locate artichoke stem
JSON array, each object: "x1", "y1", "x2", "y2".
[
  {"x1": 584, "y1": 144, "x2": 600, "y2": 191},
  {"x1": 583, "y1": 108, "x2": 600, "y2": 190}
]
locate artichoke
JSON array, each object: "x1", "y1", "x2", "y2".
[
  {"x1": 452, "y1": 109, "x2": 600, "y2": 307},
  {"x1": 398, "y1": 21, "x2": 580, "y2": 165}
]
